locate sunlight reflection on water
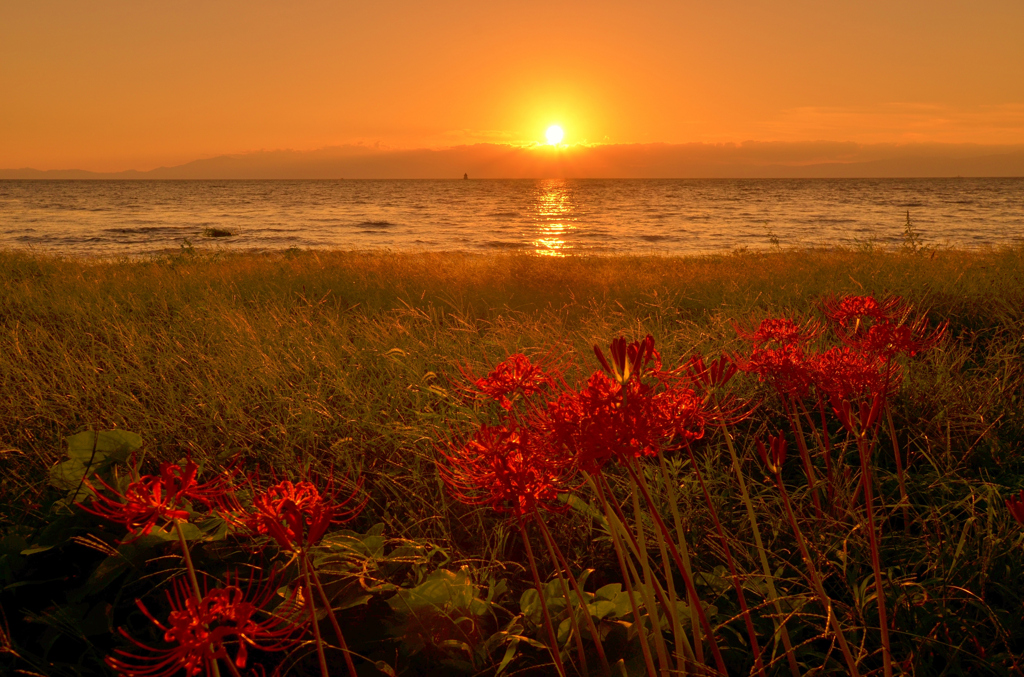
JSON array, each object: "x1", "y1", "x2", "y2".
[{"x1": 532, "y1": 179, "x2": 577, "y2": 257}]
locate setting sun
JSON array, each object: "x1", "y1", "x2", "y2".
[{"x1": 545, "y1": 125, "x2": 564, "y2": 145}]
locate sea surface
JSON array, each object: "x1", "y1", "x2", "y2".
[{"x1": 1, "y1": 178, "x2": 1022, "y2": 257}]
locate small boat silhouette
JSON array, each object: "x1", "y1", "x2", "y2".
[{"x1": 463, "y1": 173, "x2": 468, "y2": 180}]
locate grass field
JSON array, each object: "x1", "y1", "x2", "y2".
[{"x1": 2, "y1": 246, "x2": 1024, "y2": 676}]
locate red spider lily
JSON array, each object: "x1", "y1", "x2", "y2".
[
  {"x1": 1006, "y1": 490, "x2": 1024, "y2": 526},
  {"x1": 811, "y1": 346, "x2": 897, "y2": 401},
  {"x1": 755, "y1": 435, "x2": 787, "y2": 474},
  {"x1": 594, "y1": 335, "x2": 661, "y2": 385},
  {"x1": 848, "y1": 316, "x2": 948, "y2": 361},
  {"x1": 545, "y1": 370, "x2": 706, "y2": 472},
  {"x1": 831, "y1": 393, "x2": 885, "y2": 436},
  {"x1": 823, "y1": 294, "x2": 909, "y2": 328},
  {"x1": 233, "y1": 477, "x2": 364, "y2": 552},
  {"x1": 82, "y1": 460, "x2": 230, "y2": 541},
  {"x1": 734, "y1": 317, "x2": 821, "y2": 346},
  {"x1": 107, "y1": 570, "x2": 303, "y2": 677},
  {"x1": 684, "y1": 353, "x2": 738, "y2": 390},
  {"x1": 467, "y1": 353, "x2": 556, "y2": 410},
  {"x1": 734, "y1": 343, "x2": 815, "y2": 399},
  {"x1": 439, "y1": 422, "x2": 575, "y2": 520}
]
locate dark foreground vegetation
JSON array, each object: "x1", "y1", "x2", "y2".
[{"x1": 2, "y1": 246, "x2": 1024, "y2": 676}]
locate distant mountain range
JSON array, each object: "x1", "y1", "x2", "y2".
[{"x1": 3, "y1": 142, "x2": 1023, "y2": 179}]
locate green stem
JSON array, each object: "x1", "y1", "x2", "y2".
[
  {"x1": 655, "y1": 452, "x2": 705, "y2": 667},
  {"x1": 537, "y1": 517, "x2": 613, "y2": 677},
  {"x1": 587, "y1": 472, "x2": 659, "y2": 677},
  {"x1": 300, "y1": 550, "x2": 331, "y2": 677},
  {"x1": 628, "y1": 474, "x2": 671, "y2": 676},
  {"x1": 773, "y1": 468, "x2": 862, "y2": 676},
  {"x1": 599, "y1": 473, "x2": 697, "y2": 671},
  {"x1": 785, "y1": 395, "x2": 824, "y2": 521},
  {"x1": 534, "y1": 514, "x2": 591, "y2": 677},
  {"x1": 856, "y1": 424, "x2": 893, "y2": 677},
  {"x1": 223, "y1": 658, "x2": 243, "y2": 677},
  {"x1": 600, "y1": 470, "x2": 708, "y2": 671},
  {"x1": 518, "y1": 520, "x2": 568, "y2": 677},
  {"x1": 623, "y1": 460, "x2": 728, "y2": 677},
  {"x1": 886, "y1": 405, "x2": 910, "y2": 534},
  {"x1": 718, "y1": 419, "x2": 802, "y2": 677},
  {"x1": 174, "y1": 518, "x2": 203, "y2": 601},
  {"x1": 311, "y1": 565, "x2": 359, "y2": 677},
  {"x1": 683, "y1": 444, "x2": 767, "y2": 677}
]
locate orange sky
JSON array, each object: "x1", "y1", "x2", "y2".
[{"x1": 2, "y1": 1, "x2": 1023, "y2": 172}]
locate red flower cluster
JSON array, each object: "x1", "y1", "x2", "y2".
[
  {"x1": 83, "y1": 460, "x2": 228, "y2": 540},
  {"x1": 108, "y1": 572, "x2": 301, "y2": 677},
  {"x1": 441, "y1": 336, "x2": 706, "y2": 514},
  {"x1": 735, "y1": 318, "x2": 821, "y2": 347},
  {"x1": 546, "y1": 367, "x2": 705, "y2": 473},
  {"x1": 470, "y1": 353, "x2": 555, "y2": 410},
  {"x1": 823, "y1": 294, "x2": 908, "y2": 328},
  {"x1": 735, "y1": 343, "x2": 815, "y2": 399},
  {"x1": 810, "y1": 346, "x2": 894, "y2": 401},
  {"x1": 734, "y1": 298, "x2": 944, "y2": 406},
  {"x1": 824, "y1": 294, "x2": 947, "y2": 361},
  {"x1": 439, "y1": 422, "x2": 574, "y2": 519},
  {"x1": 229, "y1": 476, "x2": 364, "y2": 552},
  {"x1": 853, "y1": 317, "x2": 947, "y2": 361}
]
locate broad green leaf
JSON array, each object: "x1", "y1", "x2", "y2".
[
  {"x1": 66, "y1": 430, "x2": 142, "y2": 461},
  {"x1": 387, "y1": 567, "x2": 485, "y2": 616},
  {"x1": 177, "y1": 522, "x2": 203, "y2": 541},
  {"x1": 595, "y1": 583, "x2": 622, "y2": 600},
  {"x1": 519, "y1": 589, "x2": 540, "y2": 621},
  {"x1": 557, "y1": 616, "x2": 573, "y2": 645},
  {"x1": 49, "y1": 458, "x2": 89, "y2": 491},
  {"x1": 197, "y1": 517, "x2": 229, "y2": 541},
  {"x1": 587, "y1": 600, "x2": 618, "y2": 619},
  {"x1": 337, "y1": 593, "x2": 372, "y2": 611}
]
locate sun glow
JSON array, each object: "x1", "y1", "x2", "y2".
[{"x1": 545, "y1": 125, "x2": 564, "y2": 145}]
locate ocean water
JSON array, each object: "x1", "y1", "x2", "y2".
[{"x1": 1, "y1": 178, "x2": 1021, "y2": 257}]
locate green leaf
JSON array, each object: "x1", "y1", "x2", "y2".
[
  {"x1": 337, "y1": 593, "x2": 372, "y2": 611},
  {"x1": 588, "y1": 600, "x2": 618, "y2": 620},
  {"x1": 611, "y1": 590, "x2": 633, "y2": 619},
  {"x1": 197, "y1": 517, "x2": 229, "y2": 541},
  {"x1": 520, "y1": 589, "x2": 540, "y2": 620},
  {"x1": 387, "y1": 567, "x2": 486, "y2": 617},
  {"x1": 66, "y1": 430, "x2": 142, "y2": 461},
  {"x1": 486, "y1": 576, "x2": 509, "y2": 603},
  {"x1": 177, "y1": 522, "x2": 203, "y2": 541},
  {"x1": 49, "y1": 458, "x2": 90, "y2": 491},
  {"x1": 495, "y1": 636, "x2": 519, "y2": 675},
  {"x1": 595, "y1": 583, "x2": 622, "y2": 600},
  {"x1": 557, "y1": 616, "x2": 573, "y2": 645}
]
